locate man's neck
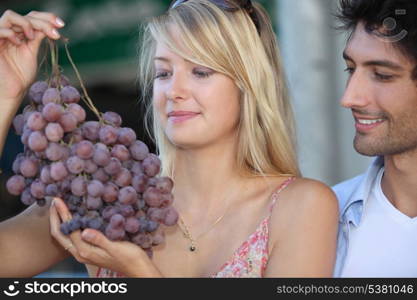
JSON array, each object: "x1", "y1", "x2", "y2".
[{"x1": 381, "y1": 153, "x2": 417, "y2": 218}]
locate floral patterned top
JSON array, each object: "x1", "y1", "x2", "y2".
[{"x1": 96, "y1": 177, "x2": 295, "y2": 278}]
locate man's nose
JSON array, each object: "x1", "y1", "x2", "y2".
[{"x1": 340, "y1": 71, "x2": 371, "y2": 109}]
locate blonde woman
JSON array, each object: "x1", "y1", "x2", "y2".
[{"x1": 0, "y1": 0, "x2": 338, "y2": 278}]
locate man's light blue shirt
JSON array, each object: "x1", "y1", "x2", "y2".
[{"x1": 332, "y1": 156, "x2": 384, "y2": 277}]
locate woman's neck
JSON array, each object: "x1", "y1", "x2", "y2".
[{"x1": 171, "y1": 142, "x2": 248, "y2": 219}]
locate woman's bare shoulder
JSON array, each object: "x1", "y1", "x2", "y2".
[
  {"x1": 269, "y1": 177, "x2": 339, "y2": 236},
  {"x1": 277, "y1": 177, "x2": 338, "y2": 209}
]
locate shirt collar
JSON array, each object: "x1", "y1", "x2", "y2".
[{"x1": 341, "y1": 156, "x2": 384, "y2": 226}]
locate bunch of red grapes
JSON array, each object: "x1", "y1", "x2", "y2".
[{"x1": 6, "y1": 75, "x2": 178, "y2": 257}]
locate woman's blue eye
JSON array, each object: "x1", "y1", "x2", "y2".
[
  {"x1": 154, "y1": 72, "x2": 169, "y2": 79},
  {"x1": 194, "y1": 69, "x2": 212, "y2": 78}
]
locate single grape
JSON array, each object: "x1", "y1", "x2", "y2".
[
  {"x1": 20, "y1": 157, "x2": 39, "y2": 178},
  {"x1": 92, "y1": 168, "x2": 110, "y2": 182},
  {"x1": 92, "y1": 148, "x2": 111, "y2": 167},
  {"x1": 124, "y1": 216, "x2": 140, "y2": 233},
  {"x1": 83, "y1": 159, "x2": 98, "y2": 174},
  {"x1": 59, "y1": 112, "x2": 78, "y2": 132},
  {"x1": 105, "y1": 226, "x2": 126, "y2": 241},
  {"x1": 103, "y1": 157, "x2": 122, "y2": 175},
  {"x1": 110, "y1": 214, "x2": 125, "y2": 228},
  {"x1": 45, "y1": 183, "x2": 60, "y2": 197},
  {"x1": 60, "y1": 177, "x2": 73, "y2": 194},
  {"x1": 45, "y1": 123, "x2": 64, "y2": 142},
  {"x1": 29, "y1": 81, "x2": 48, "y2": 104},
  {"x1": 86, "y1": 196, "x2": 103, "y2": 210},
  {"x1": 42, "y1": 103, "x2": 64, "y2": 122},
  {"x1": 155, "y1": 177, "x2": 174, "y2": 193},
  {"x1": 102, "y1": 182, "x2": 119, "y2": 203},
  {"x1": 21, "y1": 188, "x2": 36, "y2": 206},
  {"x1": 113, "y1": 168, "x2": 132, "y2": 187},
  {"x1": 40, "y1": 165, "x2": 53, "y2": 184},
  {"x1": 142, "y1": 154, "x2": 161, "y2": 177},
  {"x1": 131, "y1": 232, "x2": 152, "y2": 249},
  {"x1": 88, "y1": 217, "x2": 104, "y2": 230},
  {"x1": 20, "y1": 127, "x2": 32, "y2": 145},
  {"x1": 66, "y1": 156, "x2": 85, "y2": 174},
  {"x1": 68, "y1": 216, "x2": 82, "y2": 231},
  {"x1": 50, "y1": 161, "x2": 69, "y2": 181},
  {"x1": 67, "y1": 103, "x2": 86, "y2": 123},
  {"x1": 71, "y1": 176, "x2": 87, "y2": 197},
  {"x1": 76, "y1": 140, "x2": 94, "y2": 159},
  {"x1": 129, "y1": 140, "x2": 149, "y2": 161},
  {"x1": 87, "y1": 180, "x2": 104, "y2": 197},
  {"x1": 103, "y1": 111, "x2": 122, "y2": 127},
  {"x1": 118, "y1": 204, "x2": 135, "y2": 217},
  {"x1": 42, "y1": 88, "x2": 61, "y2": 105},
  {"x1": 118, "y1": 186, "x2": 137, "y2": 205},
  {"x1": 147, "y1": 207, "x2": 166, "y2": 223},
  {"x1": 160, "y1": 193, "x2": 174, "y2": 208},
  {"x1": 131, "y1": 174, "x2": 148, "y2": 193},
  {"x1": 99, "y1": 125, "x2": 118, "y2": 145},
  {"x1": 28, "y1": 131, "x2": 48, "y2": 152},
  {"x1": 27, "y1": 112, "x2": 46, "y2": 131},
  {"x1": 143, "y1": 187, "x2": 162, "y2": 207},
  {"x1": 102, "y1": 205, "x2": 120, "y2": 221},
  {"x1": 61, "y1": 85, "x2": 81, "y2": 104},
  {"x1": 12, "y1": 154, "x2": 24, "y2": 174},
  {"x1": 12, "y1": 114, "x2": 24, "y2": 135},
  {"x1": 163, "y1": 206, "x2": 179, "y2": 226},
  {"x1": 6, "y1": 175, "x2": 26, "y2": 195},
  {"x1": 118, "y1": 127, "x2": 136, "y2": 146},
  {"x1": 81, "y1": 121, "x2": 101, "y2": 141},
  {"x1": 60, "y1": 222, "x2": 72, "y2": 235},
  {"x1": 30, "y1": 179, "x2": 45, "y2": 199},
  {"x1": 131, "y1": 161, "x2": 144, "y2": 175},
  {"x1": 45, "y1": 143, "x2": 65, "y2": 161},
  {"x1": 145, "y1": 220, "x2": 159, "y2": 233},
  {"x1": 111, "y1": 144, "x2": 130, "y2": 161}
]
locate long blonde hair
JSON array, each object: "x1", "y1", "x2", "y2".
[{"x1": 138, "y1": 0, "x2": 300, "y2": 178}]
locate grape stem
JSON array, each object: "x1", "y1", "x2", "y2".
[{"x1": 60, "y1": 38, "x2": 103, "y2": 122}]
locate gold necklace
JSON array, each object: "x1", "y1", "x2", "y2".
[{"x1": 176, "y1": 182, "x2": 242, "y2": 252}]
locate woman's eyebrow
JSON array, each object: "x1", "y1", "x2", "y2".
[{"x1": 154, "y1": 56, "x2": 171, "y2": 62}]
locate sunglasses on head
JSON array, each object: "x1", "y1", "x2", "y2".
[{"x1": 169, "y1": 0, "x2": 261, "y2": 35}]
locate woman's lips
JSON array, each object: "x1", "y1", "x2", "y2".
[{"x1": 167, "y1": 112, "x2": 200, "y2": 124}]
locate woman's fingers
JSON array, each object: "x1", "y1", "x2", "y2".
[
  {"x1": 0, "y1": 10, "x2": 64, "y2": 43},
  {"x1": 27, "y1": 11, "x2": 65, "y2": 27},
  {"x1": 26, "y1": 16, "x2": 61, "y2": 39},
  {"x1": 0, "y1": 28, "x2": 22, "y2": 46},
  {"x1": 0, "y1": 10, "x2": 34, "y2": 40},
  {"x1": 49, "y1": 199, "x2": 76, "y2": 255}
]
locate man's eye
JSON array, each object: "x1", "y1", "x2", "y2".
[
  {"x1": 344, "y1": 67, "x2": 354, "y2": 75},
  {"x1": 374, "y1": 72, "x2": 393, "y2": 81}
]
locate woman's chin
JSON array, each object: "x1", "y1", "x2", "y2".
[{"x1": 167, "y1": 136, "x2": 205, "y2": 150}]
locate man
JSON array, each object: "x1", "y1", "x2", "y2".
[{"x1": 333, "y1": 0, "x2": 417, "y2": 277}]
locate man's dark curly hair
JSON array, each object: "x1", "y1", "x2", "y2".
[{"x1": 336, "y1": 0, "x2": 417, "y2": 78}]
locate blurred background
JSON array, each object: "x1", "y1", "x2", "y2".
[{"x1": 0, "y1": 0, "x2": 371, "y2": 277}]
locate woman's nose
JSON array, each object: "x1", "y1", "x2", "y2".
[{"x1": 165, "y1": 72, "x2": 188, "y2": 102}]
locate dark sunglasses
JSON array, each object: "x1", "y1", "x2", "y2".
[{"x1": 169, "y1": 0, "x2": 261, "y2": 34}]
